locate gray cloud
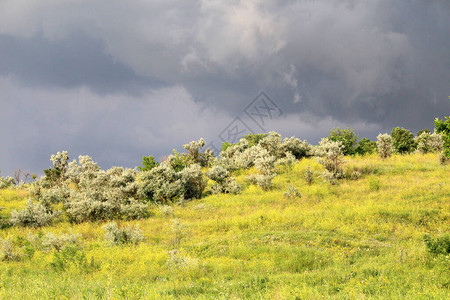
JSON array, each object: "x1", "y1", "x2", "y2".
[
  {"x1": 0, "y1": 0, "x2": 449, "y2": 175},
  {"x1": 0, "y1": 79, "x2": 231, "y2": 176},
  {"x1": 0, "y1": 32, "x2": 164, "y2": 93}
]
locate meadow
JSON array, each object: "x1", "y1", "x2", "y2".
[{"x1": 0, "y1": 153, "x2": 449, "y2": 299}]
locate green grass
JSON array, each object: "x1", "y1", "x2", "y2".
[{"x1": 0, "y1": 153, "x2": 449, "y2": 299}]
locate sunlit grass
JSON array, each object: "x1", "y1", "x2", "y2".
[{"x1": 0, "y1": 153, "x2": 449, "y2": 299}]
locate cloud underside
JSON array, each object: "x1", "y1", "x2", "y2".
[{"x1": 0, "y1": 0, "x2": 449, "y2": 175}]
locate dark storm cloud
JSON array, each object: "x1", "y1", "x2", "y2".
[
  {"x1": 0, "y1": 0, "x2": 449, "y2": 176},
  {"x1": 0, "y1": 33, "x2": 164, "y2": 93}
]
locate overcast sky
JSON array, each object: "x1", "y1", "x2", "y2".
[{"x1": 1, "y1": 0, "x2": 449, "y2": 176}]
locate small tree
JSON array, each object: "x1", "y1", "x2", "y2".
[
  {"x1": 165, "y1": 150, "x2": 190, "y2": 172},
  {"x1": 44, "y1": 151, "x2": 70, "y2": 185},
  {"x1": 244, "y1": 133, "x2": 267, "y2": 147},
  {"x1": 304, "y1": 167, "x2": 314, "y2": 185},
  {"x1": 377, "y1": 133, "x2": 393, "y2": 159},
  {"x1": 391, "y1": 127, "x2": 416, "y2": 154},
  {"x1": 328, "y1": 127, "x2": 358, "y2": 155},
  {"x1": 183, "y1": 138, "x2": 205, "y2": 164},
  {"x1": 417, "y1": 128, "x2": 431, "y2": 136},
  {"x1": 435, "y1": 116, "x2": 450, "y2": 158},
  {"x1": 138, "y1": 156, "x2": 158, "y2": 172},
  {"x1": 183, "y1": 138, "x2": 214, "y2": 167}
]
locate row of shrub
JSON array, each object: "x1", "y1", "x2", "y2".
[
  {"x1": 327, "y1": 126, "x2": 444, "y2": 156},
  {"x1": 1, "y1": 117, "x2": 448, "y2": 226}
]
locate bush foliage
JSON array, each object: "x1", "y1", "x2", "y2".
[
  {"x1": 377, "y1": 134, "x2": 393, "y2": 159},
  {"x1": 355, "y1": 138, "x2": 377, "y2": 155},
  {"x1": 315, "y1": 138, "x2": 345, "y2": 180},
  {"x1": 434, "y1": 116, "x2": 450, "y2": 158},
  {"x1": 103, "y1": 222, "x2": 144, "y2": 246},
  {"x1": 328, "y1": 127, "x2": 358, "y2": 155},
  {"x1": 6, "y1": 123, "x2": 446, "y2": 228},
  {"x1": 26, "y1": 154, "x2": 148, "y2": 223},
  {"x1": 391, "y1": 127, "x2": 416, "y2": 154}
]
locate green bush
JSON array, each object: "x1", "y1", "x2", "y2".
[
  {"x1": 328, "y1": 127, "x2": 358, "y2": 155},
  {"x1": 50, "y1": 244, "x2": 98, "y2": 273},
  {"x1": 423, "y1": 234, "x2": 450, "y2": 255},
  {"x1": 391, "y1": 127, "x2": 416, "y2": 154},
  {"x1": 435, "y1": 116, "x2": 450, "y2": 158},
  {"x1": 245, "y1": 133, "x2": 268, "y2": 147},
  {"x1": 417, "y1": 128, "x2": 431, "y2": 136},
  {"x1": 138, "y1": 155, "x2": 159, "y2": 172},
  {"x1": 355, "y1": 138, "x2": 377, "y2": 155},
  {"x1": 165, "y1": 150, "x2": 190, "y2": 172}
]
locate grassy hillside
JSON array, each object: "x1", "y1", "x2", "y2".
[{"x1": 0, "y1": 153, "x2": 449, "y2": 299}]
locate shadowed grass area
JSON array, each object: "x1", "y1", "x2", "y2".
[{"x1": 0, "y1": 153, "x2": 449, "y2": 299}]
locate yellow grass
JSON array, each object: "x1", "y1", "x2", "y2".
[{"x1": 0, "y1": 153, "x2": 449, "y2": 299}]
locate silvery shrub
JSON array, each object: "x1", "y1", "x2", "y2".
[
  {"x1": 103, "y1": 222, "x2": 144, "y2": 246},
  {"x1": 281, "y1": 137, "x2": 313, "y2": 159},
  {"x1": 315, "y1": 138, "x2": 345, "y2": 179},
  {"x1": 377, "y1": 133, "x2": 393, "y2": 159},
  {"x1": 415, "y1": 131, "x2": 443, "y2": 154},
  {"x1": 206, "y1": 165, "x2": 241, "y2": 194},
  {"x1": 10, "y1": 200, "x2": 59, "y2": 227}
]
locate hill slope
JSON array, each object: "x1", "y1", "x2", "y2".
[{"x1": 0, "y1": 153, "x2": 449, "y2": 299}]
